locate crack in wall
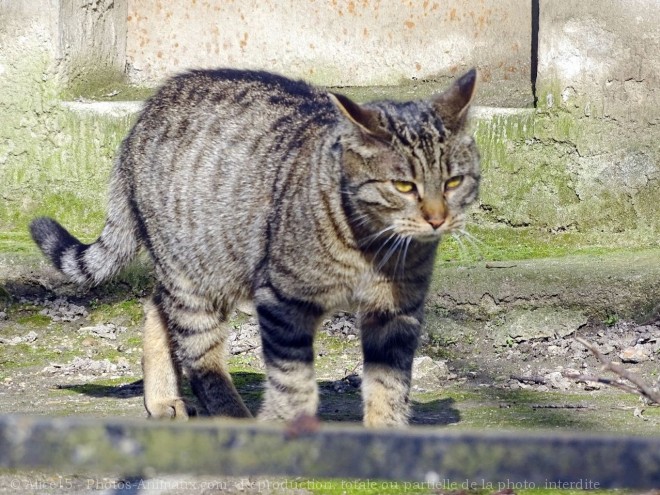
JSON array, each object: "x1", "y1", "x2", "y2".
[{"x1": 530, "y1": 0, "x2": 540, "y2": 107}]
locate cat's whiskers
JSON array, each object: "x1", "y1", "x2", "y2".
[
  {"x1": 393, "y1": 235, "x2": 412, "y2": 278},
  {"x1": 358, "y1": 225, "x2": 397, "y2": 249},
  {"x1": 451, "y1": 232, "x2": 471, "y2": 263},
  {"x1": 443, "y1": 214, "x2": 465, "y2": 234},
  {"x1": 349, "y1": 212, "x2": 370, "y2": 229},
  {"x1": 453, "y1": 226, "x2": 486, "y2": 261},
  {"x1": 376, "y1": 234, "x2": 404, "y2": 271},
  {"x1": 459, "y1": 227, "x2": 487, "y2": 248},
  {"x1": 371, "y1": 231, "x2": 399, "y2": 261}
]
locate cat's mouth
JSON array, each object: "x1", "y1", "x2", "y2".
[{"x1": 396, "y1": 214, "x2": 464, "y2": 241}]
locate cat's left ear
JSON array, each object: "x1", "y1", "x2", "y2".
[
  {"x1": 329, "y1": 92, "x2": 392, "y2": 142},
  {"x1": 433, "y1": 68, "x2": 478, "y2": 131}
]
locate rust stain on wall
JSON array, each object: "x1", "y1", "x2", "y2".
[{"x1": 125, "y1": 0, "x2": 531, "y2": 88}]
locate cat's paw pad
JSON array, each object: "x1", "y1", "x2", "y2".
[{"x1": 147, "y1": 398, "x2": 192, "y2": 420}]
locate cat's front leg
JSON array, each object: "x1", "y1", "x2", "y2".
[
  {"x1": 360, "y1": 310, "x2": 422, "y2": 427},
  {"x1": 255, "y1": 283, "x2": 324, "y2": 421}
]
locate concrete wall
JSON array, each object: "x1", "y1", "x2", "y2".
[
  {"x1": 0, "y1": 0, "x2": 60, "y2": 225},
  {"x1": 59, "y1": 0, "x2": 128, "y2": 86},
  {"x1": 1, "y1": 0, "x2": 659, "y2": 241},
  {"x1": 524, "y1": 0, "x2": 660, "y2": 234},
  {"x1": 125, "y1": 0, "x2": 532, "y2": 105},
  {"x1": 0, "y1": 0, "x2": 134, "y2": 235},
  {"x1": 538, "y1": 0, "x2": 659, "y2": 126}
]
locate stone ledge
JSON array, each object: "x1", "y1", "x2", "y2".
[
  {"x1": 0, "y1": 414, "x2": 658, "y2": 488},
  {"x1": 430, "y1": 249, "x2": 660, "y2": 321},
  {"x1": 61, "y1": 101, "x2": 144, "y2": 117},
  {"x1": 60, "y1": 100, "x2": 532, "y2": 119}
]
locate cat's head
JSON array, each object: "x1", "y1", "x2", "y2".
[{"x1": 331, "y1": 69, "x2": 480, "y2": 247}]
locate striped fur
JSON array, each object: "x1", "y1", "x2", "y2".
[{"x1": 30, "y1": 68, "x2": 480, "y2": 426}]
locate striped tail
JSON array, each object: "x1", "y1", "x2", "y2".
[{"x1": 30, "y1": 193, "x2": 140, "y2": 286}]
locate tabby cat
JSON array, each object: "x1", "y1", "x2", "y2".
[{"x1": 30, "y1": 68, "x2": 480, "y2": 427}]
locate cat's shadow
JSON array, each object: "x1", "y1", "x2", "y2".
[{"x1": 58, "y1": 371, "x2": 460, "y2": 426}]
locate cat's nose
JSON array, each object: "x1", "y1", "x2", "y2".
[
  {"x1": 421, "y1": 198, "x2": 447, "y2": 229},
  {"x1": 426, "y1": 217, "x2": 445, "y2": 229}
]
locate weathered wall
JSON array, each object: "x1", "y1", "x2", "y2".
[
  {"x1": 473, "y1": 0, "x2": 659, "y2": 235},
  {"x1": 1, "y1": 0, "x2": 659, "y2": 242},
  {"x1": 125, "y1": 0, "x2": 532, "y2": 106},
  {"x1": 0, "y1": 1, "x2": 133, "y2": 237},
  {"x1": 0, "y1": 0, "x2": 61, "y2": 228},
  {"x1": 59, "y1": 0, "x2": 128, "y2": 90},
  {"x1": 538, "y1": 0, "x2": 659, "y2": 126}
]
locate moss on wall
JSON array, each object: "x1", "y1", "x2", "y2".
[
  {"x1": 473, "y1": 85, "x2": 660, "y2": 240},
  {"x1": 1, "y1": 47, "x2": 657, "y2": 258},
  {"x1": 0, "y1": 44, "x2": 134, "y2": 246}
]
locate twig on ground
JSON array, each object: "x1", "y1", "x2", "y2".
[
  {"x1": 510, "y1": 374, "x2": 547, "y2": 385},
  {"x1": 563, "y1": 337, "x2": 660, "y2": 405},
  {"x1": 531, "y1": 403, "x2": 594, "y2": 410}
]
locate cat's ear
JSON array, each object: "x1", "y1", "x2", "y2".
[
  {"x1": 432, "y1": 68, "x2": 478, "y2": 131},
  {"x1": 329, "y1": 92, "x2": 391, "y2": 142}
]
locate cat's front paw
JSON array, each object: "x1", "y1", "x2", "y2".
[{"x1": 146, "y1": 398, "x2": 195, "y2": 419}]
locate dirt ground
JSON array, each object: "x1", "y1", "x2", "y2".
[{"x1": 0, "y1": 256, "x2": 659, "y2": 494}]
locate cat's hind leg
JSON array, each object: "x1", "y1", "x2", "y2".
[
  {"x1": 142, "y1": 299, "x2": 191, "y2": 419},
  {"x1": 157, "y1": 286, "x2": 252, "y2": 418}
]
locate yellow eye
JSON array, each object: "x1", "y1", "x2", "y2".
[
  {"x1": 445, "y1": 176, "x2": 463, "y2": 190},
  {"x1": 393, "y1": 181, "x2": 415, "y2": 193}
]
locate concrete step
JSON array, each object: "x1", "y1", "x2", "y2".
[{"x1": 430, "y1": 249, "x2": 660, "y2": 322}]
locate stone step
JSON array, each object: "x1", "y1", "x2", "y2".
[{"x1": 0, "y1": 414, "x2": 658, "y2": 488}]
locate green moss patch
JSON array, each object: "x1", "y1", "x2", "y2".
[{"x1": 88, "y1": 298, "x2": 144, "y2": 326}]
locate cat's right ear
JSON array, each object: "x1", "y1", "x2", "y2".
[{"x1": 329, "y1": 92, "x2": 391, "y2": 142}]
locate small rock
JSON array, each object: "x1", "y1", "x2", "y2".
[
  {"x1": 39, "y1": 297, "x2": 88, "y2": 322},
  {"x1": 323, "y1": 312, "x2": 357, "y2": 336},
  {"x1": 41, "y1": 356, "x2": 132, "y2": 376},
  {"x1": 619, "y1": 345, "x2": 650, "y2": 363},
  {"x1": 491, "y1": 308, "x2": 587, "y2": 346},
  {"x1": 229, "y1": 320, "x2": 261, "y2": 355},
  {"x1": 116, "y1": 357, "x2": 131, "y2": 370},
  {"x1": 80, "y1": 323, "x2": 126, "y2": 340},
  {"x1": 412, "y1": 356, "x2": 450, "y2": 388},
  {"x1": 600, "y1": 343, "x2": 616, "y2": 355},
  {"x1": 545, "y1": 371, "x2": 571, "y2": 390},
  {"x1": 633, "y1": 407, "x2": 647, "y2": 421},
  {"x1": 583, "y1": 381, "x2": 602, "y2": 391},
  {"x1": 346, "y1": 374, "x2": 361, "y2": 388}
]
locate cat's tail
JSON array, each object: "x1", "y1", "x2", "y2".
[{"x1": 29, "y1": 178, "x2": 141, "y2": 286}]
